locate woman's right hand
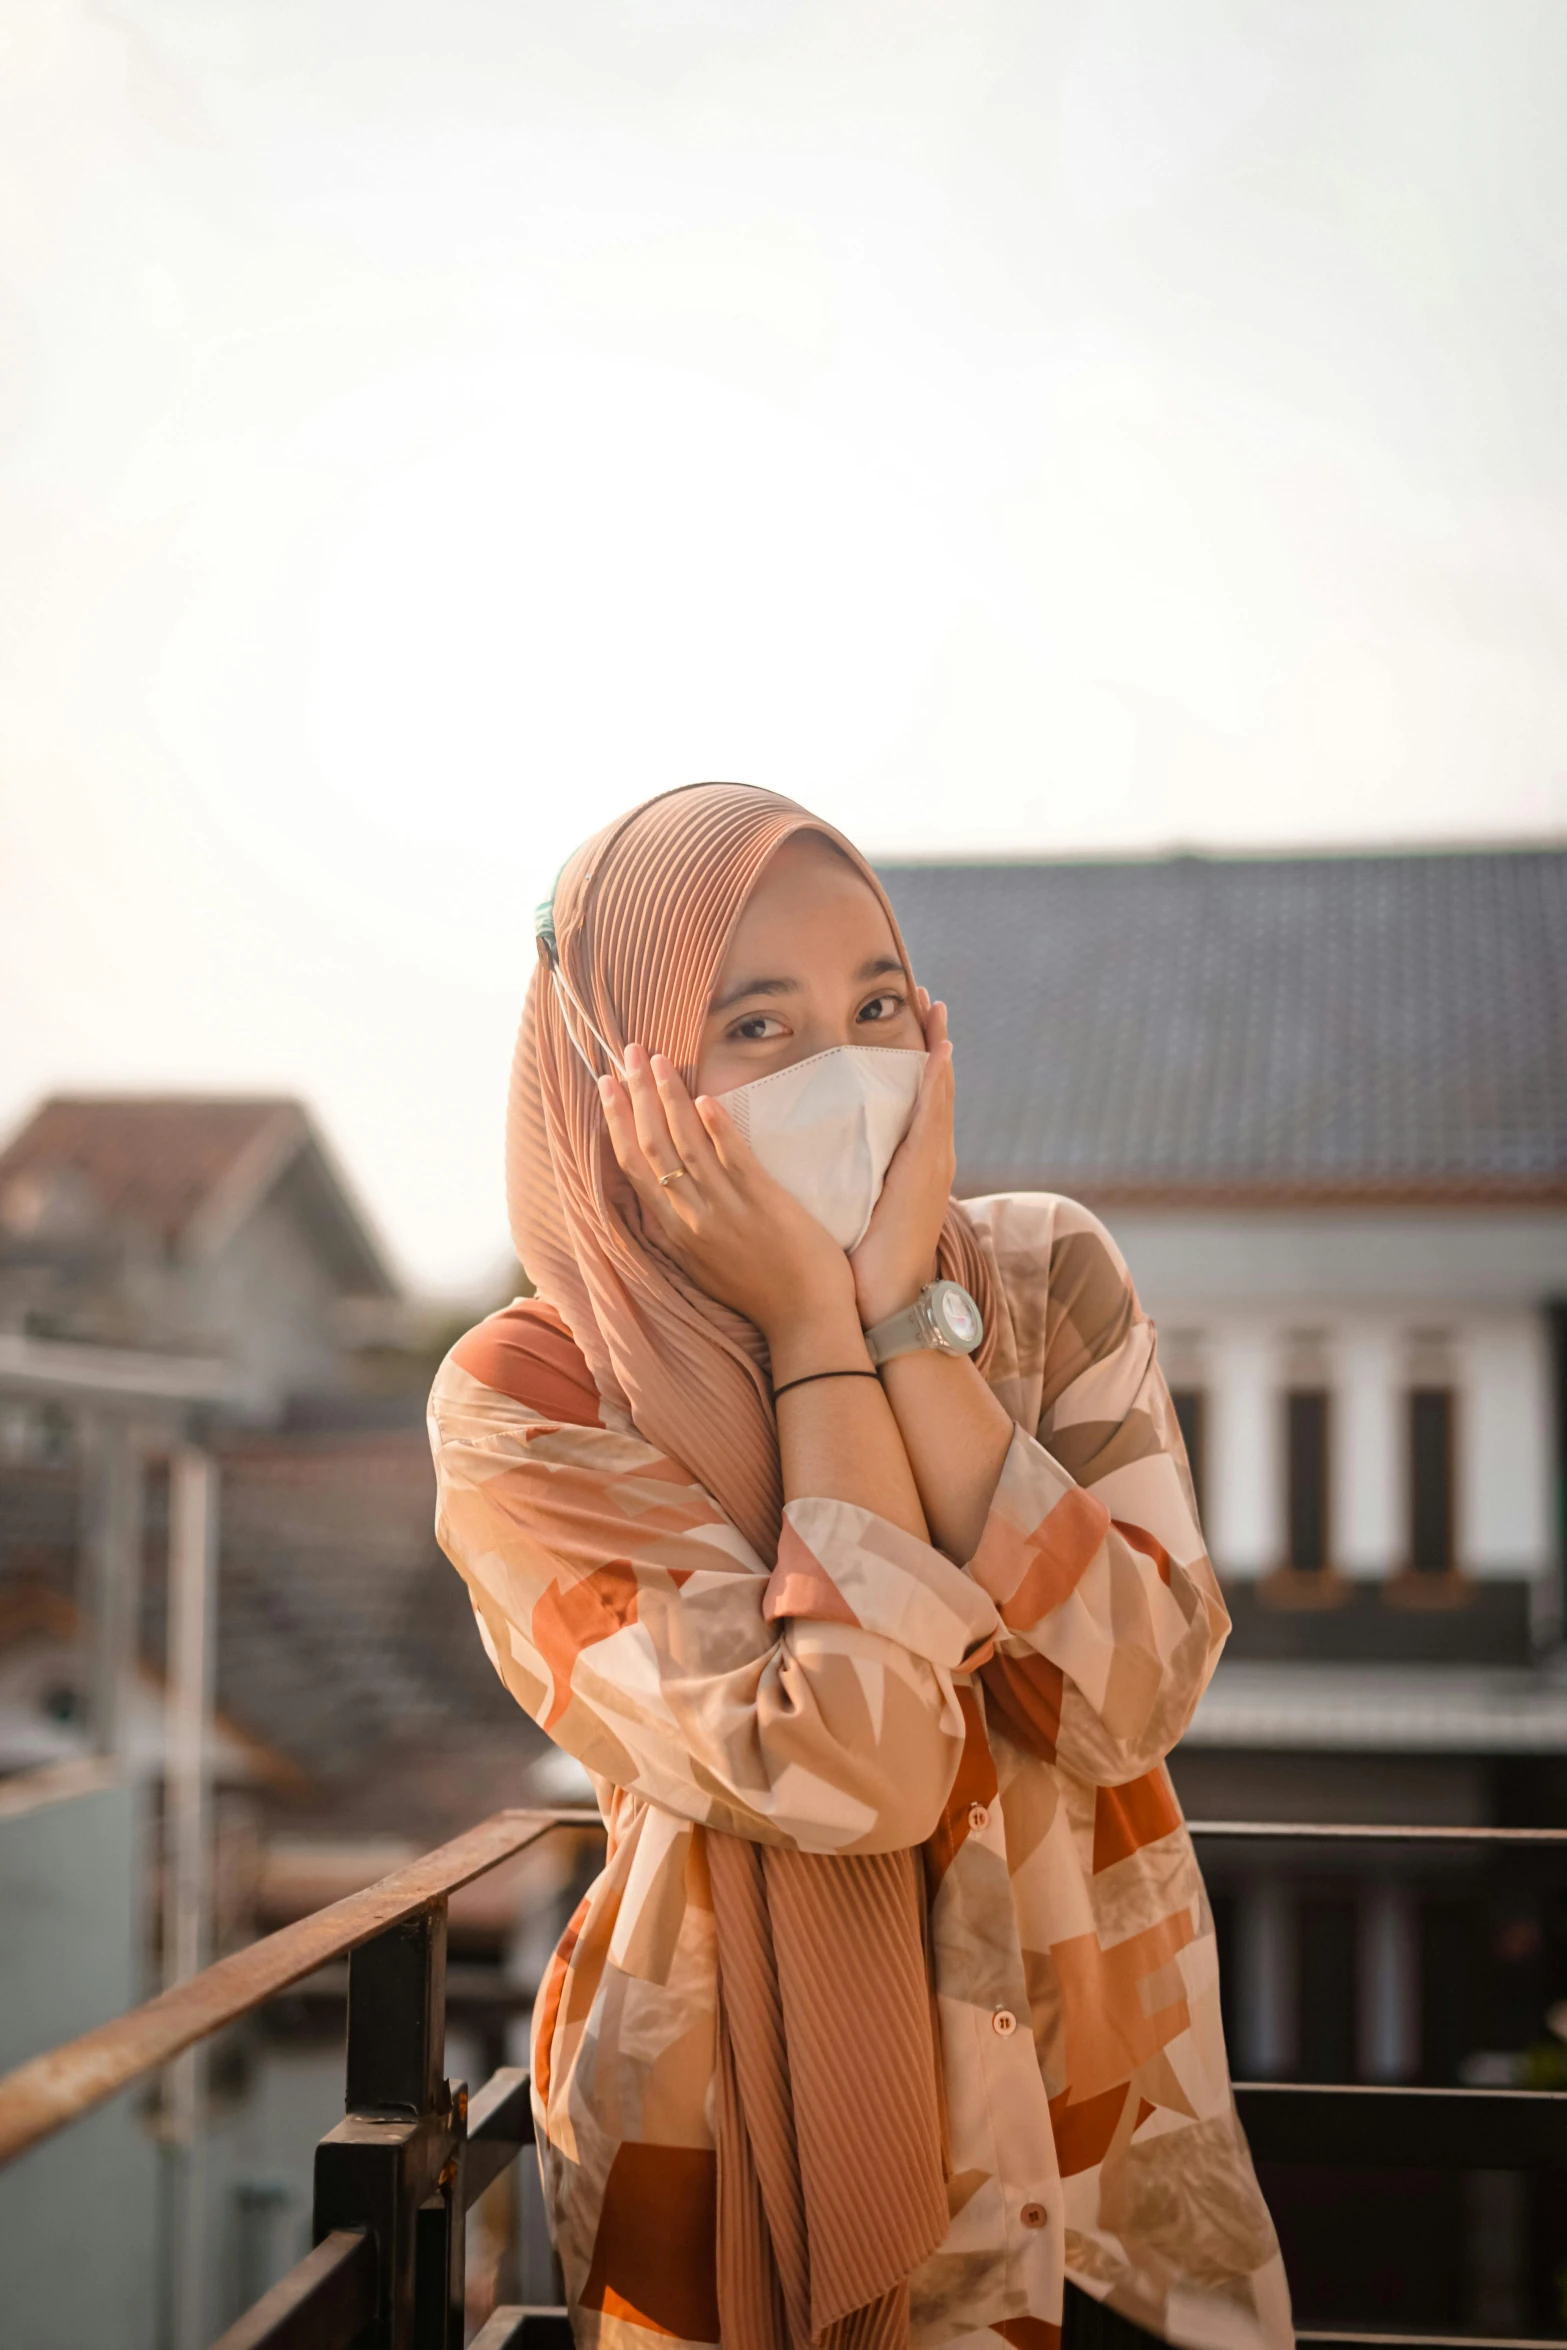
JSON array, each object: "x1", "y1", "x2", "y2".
[{"x1": 599, "y1": 1044, "x2": 865, "y2": 1365}]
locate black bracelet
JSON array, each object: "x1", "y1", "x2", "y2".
[{"x1": 772, "y1": 1368, "x2": 880, "y2": 1402}]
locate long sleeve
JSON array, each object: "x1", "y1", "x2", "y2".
[
  {"x1": 966, "y1": 1197, "x2": 1230, "y2": 1785},
  {"x1": 428, "y1": 1341, "x2": 999, "y2": 1855}
]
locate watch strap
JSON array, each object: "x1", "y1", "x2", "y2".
[{"x1": 863, "y1": 1294, "x2": 933, "y2": 1368}]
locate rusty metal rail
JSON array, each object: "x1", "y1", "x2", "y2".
[
  {"x1": 469, "y1": 2316, "x2": 572, "y2": 2350},
  {"x1": 1234, "y1": 2080, "x2": 1567, "y2": 2167},
  {"x1": 1191, "y1": 1819, "x2": 1567, "y2": 1845},
  {"x1": 0, "y1": 1804, "x2": 600, "y2": 2170},
  {"x1": 211, "y1": 2230, "x2": 375, "y2": 2350}
]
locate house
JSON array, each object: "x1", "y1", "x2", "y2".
[
  {"x1": 0, "y1": 1096, "x2": 402, "y2": 1416},
  {"x1": 0, "y1": 1091, "x2": 548, "y2": 1837}
]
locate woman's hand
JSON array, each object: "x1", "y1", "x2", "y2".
[
  {"x1": 600, "y1": 1044, "x2": 863, "y2": 1364},
  {"x1": 852, "y1": 993, "x2": 1013, "y2": 1561},
  {"x1": 604, "y1": 1044, "x2": 927, "y2": 1537},
  {"x1": 850, "y1": 992, "x2": 955, "y2": 1330}
]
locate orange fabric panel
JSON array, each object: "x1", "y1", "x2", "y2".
[
  {"x1": 531, "y1": 1558, "x2": 640, "y2": 1731},
  {"x1": 977, "y1": 1649, "x2": 1064, "y2": 1765},
  {"x1": 1048, "y1": 2079, "x2": 1130, "y2": 2177},
  {"x1": 998, "y1": 2317, "x2": 1063, "y2": 2350},
  {"x1": 1112, "y1": 1517, "x2": 1174, "y2": 1588},
  {"x1": 924, "y1": 1686, "x2": 1000, "y2": 1893},
  {"x1": 763, "y1": 1519, "x2": 861, "y2": 1627},
  {"x1": 1000, "y1": 1487, "x2": 1110, "y2": 1629},
  {"x1": 580, "y1": 2140, "x2": 721, "y2": 2344},
  {"x1": 532, "y1": 1891, "x2": 590, "y2": 2112},
  {"x1": 451, "y1": 1299, "x2": 602, "y2": 1427},
  {"x1": 1051, "y1": 1912, "x2": 1196, "y2": 2105},
  {"x1": 1092, "y1": 1768, "x2": 1183, "y2": 1873}
]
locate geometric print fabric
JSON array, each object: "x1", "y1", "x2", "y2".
[{"x1": 429, "y1": 1192, "x2": 1293, "y2": 2350}]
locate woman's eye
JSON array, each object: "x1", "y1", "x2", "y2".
[
  {"x1": 730, "y1": 1013, "x2": 787, "y2": 1042},
  {"x1": 856, "y1": 993, "x2": 904, "y2": 1025}
]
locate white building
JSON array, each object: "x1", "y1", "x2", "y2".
[{"x1": 1113, "y1": 1204, "x2": 1563, "y2": 1642}]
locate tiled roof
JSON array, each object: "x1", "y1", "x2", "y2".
[
  {"x1": 0, "y1": 1097, "x2": 295, "y2": 1241},
  {"x1": 878, "y1": 845, "x2": 1567, "y2": 1201}
]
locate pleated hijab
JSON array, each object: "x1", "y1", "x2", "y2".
[{"x1": 507, "y1": 781, "x2": 1000, "y2": 2349}]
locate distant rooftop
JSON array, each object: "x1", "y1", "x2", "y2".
[
  {"x1": 0, "y1": 1095, "x2": 398, "y2": 1296},
  {"x1": 878, "y1": 844, "x2": 1567, "y2": 1205}
]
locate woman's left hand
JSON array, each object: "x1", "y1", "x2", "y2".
[{"x1": 850, "y1": 991, "x2": 956, "y2": 1329}]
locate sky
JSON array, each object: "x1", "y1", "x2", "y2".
[{"x1": 2, "y1": 0, "x2": 1565, "y2": 1292}]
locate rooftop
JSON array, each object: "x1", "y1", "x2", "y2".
[{"x1": 878, "y1": 843, "x2": 1567, "y2": 1205}]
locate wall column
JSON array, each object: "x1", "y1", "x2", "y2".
[
  {"x1": 1465, "y1": 1315, "x2": 1553, "y2": 1578},
  {"x1": 163, "y1": 1441, "x2": 218, "y2": 2350},
  {"x1": 1336, "y1": 1324, "x2": 1401, "y2": 1577},
  {"x1": 86, "y1": 1413, "x2": 144, "y2": 1761},
  {"x1": 1206, "y1": 1325, "x2": 1280, "y2": 1577}
]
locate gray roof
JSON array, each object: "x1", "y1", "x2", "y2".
[{"x1": 877, "y1": 845, "x2": 1567, "y2": 1201}]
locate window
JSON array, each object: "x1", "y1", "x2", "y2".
[
  {"x1": 1286, "y1": 1389, "x2": 1330, "y2": 1572},
  {"x1": 1170, "y1": 1388, "x2": 1206, "y2": 1523},
  {"x1": 1408, "y1": 1387, "x2": 1456, "y2": 1575}
]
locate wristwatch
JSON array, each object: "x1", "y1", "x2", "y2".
[{"x1": 863, "y1": 1280, "x2": 985, "y2": 1368}]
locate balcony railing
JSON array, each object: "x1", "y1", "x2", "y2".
[{"x1": 1, "y1": 1811, "x2": 1566, "y2": 2349}]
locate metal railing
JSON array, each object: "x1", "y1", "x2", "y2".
[
  {"x1": 2, "y1": 1812, "x2": 1566, "y2": 2349},
  {"x1": 0, "y1": 1805, "x2": 597, "y2": 2350}
]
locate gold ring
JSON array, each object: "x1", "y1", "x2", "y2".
[{"x1": 658, "y1": 1167, "x2": 687, "y2": 1188}]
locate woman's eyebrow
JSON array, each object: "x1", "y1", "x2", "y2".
[
  {"x1": 709, "y1": 973, "x2": 802, "y2": 1014},
  {"x1": 709, "y1": 956, "x2": 904, "y2": 1016}
]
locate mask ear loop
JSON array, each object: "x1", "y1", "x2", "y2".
[
  {"x1": 536, "y1": 887, "x2": 626, "y2": 1083},
  {"x1": 551, "y1": 964, "x2": 627, "y2": 1083}
]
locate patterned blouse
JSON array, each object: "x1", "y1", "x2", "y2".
[{"x1": 429, "y1": 1192, "x2": 1292, "y2": 2350}]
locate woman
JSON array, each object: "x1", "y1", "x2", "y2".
[{"x1": 430, "y1": 782, "x2": 1290, "y2": 2350}]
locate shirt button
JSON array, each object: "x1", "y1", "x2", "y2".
[
  {"x1": 967, "y1": 1802, "x2": 990, "y2": 1833},
  {"x1": 991, "y1": 2007, "x2": 1016, "y2": 2037},
  {"x1": 1020, "y1": 2202, "x2": 1048, "y2": 2231}
]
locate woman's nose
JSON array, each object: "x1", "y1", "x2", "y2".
[{"x1": 792, "y1": 1009, "x2": 857, "y2": 1061}]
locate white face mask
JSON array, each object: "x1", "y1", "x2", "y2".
[{"x1": 716, "y1": 1045, "x2": 926, "y2": 1251}]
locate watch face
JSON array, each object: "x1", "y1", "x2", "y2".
[{"x1": 933, "y1": 1282, "x2": 983, "y2": 1351}]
